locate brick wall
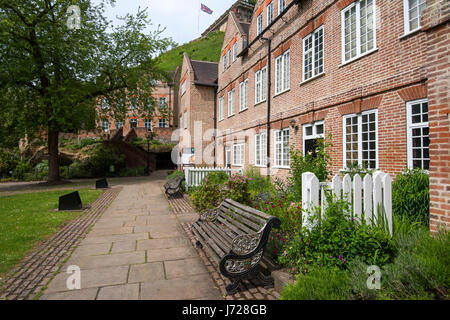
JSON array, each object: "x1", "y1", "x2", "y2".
[
  {"x1": 422, "y1": 0, "x2": 450, "y2": 233},
  {"x1": 215, "y1": 0, "x2": 432, "y2": 181}
]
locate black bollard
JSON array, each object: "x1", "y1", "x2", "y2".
[{"x1": 95, "y1": 178, "x2": 108, "y2": 189}]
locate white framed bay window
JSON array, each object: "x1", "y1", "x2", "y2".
[
  {"x1": 406, "y1": 99, "x2": 429, "y2": 170},
  {"x1": 303, "y1": 26, "x2": 324, "y2": 82},
  {"x1": 341, "y1": 0, "x2": 377, "y2": 64},
  {"x1": 343, "y1": 109, "x2": 378, "y2": 170},
  {"x1": 275, "y1": 50, "x2": 290, "y2": 95},
  {"x1": 274, "y1": 128, "x2": 290, "y2": 168}
]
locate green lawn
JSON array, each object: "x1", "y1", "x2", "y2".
[{"x1": 0, "y1": 189, "x2": 103, "y2": 276}]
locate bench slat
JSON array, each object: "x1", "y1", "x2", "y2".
[
  {"x1": 219, "y1": 209, "x2": 256, "y2": 235},
  {"x1": 192, "y1": 223, "x2": 225, "y2": 259},
  {"x1": 220, "y1": 206, "x2": 262, "y2": 233},
  {"x1": 216, "y1": 216, "x2": 244, "y2": 237},
  {"x1": 225, "y1": 199, "x2": 273, "y2": 220},
  {"x1": 192, "y1": 226, "x2": 221, "y2": 264},
  {"x1": 222, "y1": 201, "x2": 267, "y2": 227},
  {"x1": 201, "y1": 222, "x2": 231, "y2": 253},
  {"x1": 205, "y1": 221, "x2": 234, "y2": 246}
]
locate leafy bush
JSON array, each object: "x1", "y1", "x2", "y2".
[
  {"x1": 279, "y1": 196, "x2": 396, "y2": 273},
  {"x1": 244, "y1": 166, "x2": 275, "y2": 201},
  {"x1": 12, "y1": 161, "x2": 32, "y2": 180},
  {"x1": 255, "y1": 197, "x2": 302, "y2": 234},
  {"x1": 84, "y1": 144, "x2": 126, "y2": 177},
  {"x1": 190, "y1": 172, "x2": 229, "y2": 211},
  {"x1": 281, "y1": 266, "x2": 352, "y2": 300},
  {"x1": 392, "y1": 169, "x2": 429, "y2": 226},
  {"x1": 227, "y1": 173, "x2": 250, "y2": 204},
  {"x1": 167, "y1": 170, "x2": 185, "y2": 180},
  {"x1": 119, "y1": 166, "x2": 146, "y2": 177},
  {"x1": 0, "y1": 148, "x2": 19, "y2": 178},
  {"x1": 287, "y1": 136, "x2": 332, "y2": 201}
]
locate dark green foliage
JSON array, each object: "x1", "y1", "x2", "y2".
[
  {"x1": 83, "y1": 144, "x2": 126, "y2": 178},
  {"x1": 190, "y1": 172, "x2": 230, "y2": 211},
  {"x1": 12, "y1": 161, "x2": 32, "y2": 180},
  {"x1": 166, "y1": 170, "x2": 185, "y2": 181},
  {"x1": 392, "y1": 169, "x2": 429, "y2": 226},
  {"x1": 227, "y1": 174, "x2": 250, "y2": 205},
  {"x1": 279, "y1": 197, "x2": 396, "y2": 272},
  {"x1": 281, "y1": 266, "x2": 352, "y2": 300},
  {"x1": 287, "y1": 136, "x2": 332, "y2": 201},
  {"x1": 0, "y1": 149, "x2": 19, "y2": 178}
]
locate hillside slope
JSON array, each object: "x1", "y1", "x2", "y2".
[{"x1": 157, "y1": 31, "x2": 224, "y2": 72}]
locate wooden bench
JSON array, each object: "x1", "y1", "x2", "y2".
[
  {"x1": 164, "y1": 176, "x2": 185, "y2": 196},
  {"x1": 192, "y1": 198, "x2": 281, "y2": 294}
]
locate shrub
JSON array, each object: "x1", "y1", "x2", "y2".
[
  {"x1": 84, "y1": 144, "x2": 126, "y2": 177},
  {"x1": 281, "y1": 266, "x2": 352, "y2": 300},
  {"x1": 227, "y1": 173, "x2": 250, "y2": 204},
  {"x1": 279, "y1": 196, "x2": 396, "y2": 273},
  {"x1": 287, "y1": 136, "x2": 332, "y2": 201},
  {"x1": 256, "y1": 197, "x2": 302, "y2": 234},
  {"x1": 166, "y1": 170, "x2": 185, "y2": 180},
  {"x1": 392, "y1": 169, "x2": 429, "y2": 226},
  {"x1": 190, "y1": 172, "x2": 229, "y2": 211},
  {"x1": 0, "y1": 148, "x2": 19, "y2": 178},
  {"x1": 244, "y1": 166, "x2": 275, "y2": 201},
  {"x1": 12, "y1": 161, "x2": 32, "y2": 180}
]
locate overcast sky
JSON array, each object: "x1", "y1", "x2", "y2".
[{"x1": 97, "y1": 0, "x2": 237, "y2": 46}]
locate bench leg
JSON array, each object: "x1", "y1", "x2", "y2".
[
  {"x1": 257, "y1": 272, "x2": 274, "y2": 289},
  {"x1": 226, "y1": 278, "x2": 241, "y2": 295}
]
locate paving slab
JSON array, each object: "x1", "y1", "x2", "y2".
[
  {"x1": 97, "y1": 284, "x2": 139, "y2": 300},
  {"x1": 65, "y1": 251, "x2": 145, "y2": 270},
  {"x1": 128, "y1": 262, "x2": 165, "y2": 283},
  {"x1": 146, "y1": 247, "x2": 198, "y2": 262},
  {"x1": 40, "y1": 288, "x2": 99, "y2": 300},
  {"x1": 164, "y1": 258, "x2": 209, "y2": 279}
]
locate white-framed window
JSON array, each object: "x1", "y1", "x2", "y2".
[
  {"x1": 255, "y1": 67, "x2": 267, "y2": 104},
  {"x1": 403, "y1": 0, "x2": 426, "y2": 35},
  {"x1": 129, "y1": 119, "x2": 138, "y2": 128},
  {"x1": 267, "y1": 2, "x2": 274, "y2": 25},
  {"x1": 275, "y1": 50, "x2": 290, "y2": 94},
  {"x1": 102, "y1": 120, "x2": 109, "y2": 132},
  {"x1": 228, "y1": 50, "x2": 232, "y2": 67},
  {"x1": 159, "y1": 118, "x2": 166, "y2": 128},
  {"x1": 183, "y1": 111, "x2": 188, "y2": 129},
  {"x1": 341, "y1": 0, "x2": 376, "y2": 64},
  {"x1": 239, "y1": 79, "x2": 249, "y2": 112},
  {"x1": 101, "y1": 98, "x2": 110, "y2": 110},
  {"x1": 274, "y1": 128, "x2": 290, "y2": 168},
  {"x1": 159, "y1": 97, "x2": 167, "y2": 109},
  {"x1": 303, "y1": 26, "x2": 324, "y2": 81},
  {"x1": 115, "y1": 121, "x2": 123, "y2": 129},
  {"x1": 145, "y1": 119, "x2": 152, "y2": 130},
  {"x1": 255, "y1": 132, "x2": 267, "y2": 167},
  {"x1": 343, "y1": 109, "x2": 378, "y2": 170},
  {"x1": 181, "y1": 80, "x2": 186, "y2": 95},
  {"x1": 222, "y1": 55, "x2": 227, "y2": 72},
  {"x1": 219, "y1": 96, "x2": 224, "y2": 121},
  {"x1": 407, "y1": 99, "x2": 429, "y2": 170},
  {"x1": 228, "y1": 89, "x2": 235, "y2": 117},
  {"x1": 278, "y1": 0, "x2": 286, "y2": 15},
  {"x1": 233, "y1": 143, "x2": 244, "y2": 166},
  {"x1": 179, "y1": 116, "x2": 182, "y2": 129},
  {"x1": 233, "y1": 42, "x2": 237, "y2": 62},
  {"x1": 225, "y1": 146, "x2": 231, "y2": 167},
  {"x1": 257, "y1": 14, "x2": 263, "y2": 35},
  {"x1": 302, "y1": 121, "x2": 325, "y2": 155}
]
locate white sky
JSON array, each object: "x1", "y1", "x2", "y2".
[{"x1": 97, "y1": 0, "x2": 237, "y2": 46}]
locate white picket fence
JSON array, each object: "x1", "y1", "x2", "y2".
[
  {"x1": 302, "y1": 171, "x2": 392, "y2": 235},
  {"x1": 184, "y1": 167, "x2": 243, "y2": 191}
]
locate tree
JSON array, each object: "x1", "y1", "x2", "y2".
[{"x1": 0, "y1": 0, "x2": 175, "y2": 181}]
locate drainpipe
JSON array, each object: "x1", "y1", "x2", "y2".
[
  {"x1": 261, "y1": 37, "x2": 271, "y2": 177},
  {"x1": 213, "y1": 88, "x2": 217, "y2": 167}
]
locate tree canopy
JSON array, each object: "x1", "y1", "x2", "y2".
[{"x1": 0, "y1": 0, "x2": 175, "y2": 180}]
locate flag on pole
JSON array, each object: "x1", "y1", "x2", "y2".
[{"x1": 201, "y1": 3, "x2": 213, "y2": 14}]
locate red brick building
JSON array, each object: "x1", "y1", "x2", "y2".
[
  {"x1": 211, "y1": 0, "x2": 448, "y2": 231},
  {"x1": 177, "y1": 53, "x2": 218, "y2": 168},
  {"x1": 97, "y1": 79, "x2": 178, "y2": 142}
]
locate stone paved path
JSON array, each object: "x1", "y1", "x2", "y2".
[{"x1": 39, "y1": 171, "x2": 222, "y2": 300}]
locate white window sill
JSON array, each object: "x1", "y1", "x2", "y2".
[
  {"x1": 254, "y1": 99, "x2": 267, "y2": 106},
  {"x1": 399, "y1": 29, "x2": 421, "y2": 40},
  {"x1": 273, "y1": 166, "x2": 290, "y2": 169},
  {"x1": 301, "y1": 72, "x2": 325, "y2": 85},
  {"x1": 232, "y1": 164, "x2": 244, "y2": 168},
  {"x1": 227, "y1": 114, "x2": 235, "y2": 118},
  {"x1": 238, "y1": 108, "x2": 248, "y2": 113},
  {"x1": 339, "y1": 48, "x2": 379, "y2": 68},
  {"x1": 273, "y1": 88, "x2": 290, "y2": 98},
  {"x1": 254, "y1": 165, "x2": 267, "y2": 168}
]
